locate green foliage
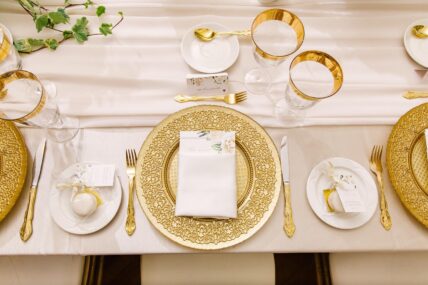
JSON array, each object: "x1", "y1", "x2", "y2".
[
  {"x1": 96, "y1": 6, "x2": 105, "y2": 17},
  {"x1": 16, "y1": 0, "x2": 124, "y2": 53},
  {"x1": 99, "y1": 23, "x2": 112, "y2": 36}
]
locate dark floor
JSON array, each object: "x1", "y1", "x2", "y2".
[{"x1": 93, "y1": 253, "x2": 330, "y2": 285}]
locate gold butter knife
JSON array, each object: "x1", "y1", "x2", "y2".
[
  {"x1": 20, "y1": 138, "x2": 47, "y2": 241},
  {"x1": 280, "y1": 136, "x2": 295, "y2": 237},
  {"x1": 403, "y1": 91, "x2": 428, "y2": 99}
]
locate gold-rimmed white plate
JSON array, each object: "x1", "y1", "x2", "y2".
[
  {"x1": 136, "y1": 105, "x2": 281, "y2": 250},
  {"x1": 0, "y1": 120, "x2": 27, "y2": 222},
  {"x1": 387, "y1": 103, "x2": 428, "y2": 227}
]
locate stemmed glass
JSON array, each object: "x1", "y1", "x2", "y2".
[
  {"x1": 244, "y1": 9, "x2": 305, "y2": 95},
  {"x1": 0, "y1": 70, "x2": 79, "y2": 142},
  {"x1": 0, "y1": 24, "x2": 22, "y2": 74},
  {"x1": 275, "y1": 50, "x2": 344, "y2": 120}
]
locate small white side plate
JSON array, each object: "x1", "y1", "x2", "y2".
[
  {"x1": 181, "y1": 23, "x2": 240, "y2": 73},
  {"x1": 49, "y1": 162, "x2": 122, "y2": 235},
  {"x1": 404, "y1": 19, "x2": 428, "y2": 68},
  {"x1": 306, "y1": 157, "x2": 378, "y2": 230}
]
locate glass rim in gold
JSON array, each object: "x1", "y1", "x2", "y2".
[
  {"x1": 135, "y1": 105, "x2": 281, "y2": 250},
  {"x1": 251, "y1": 8, "x2": 305, "y2": 61},
  {"x1": 289, "y1": 50, "x2": 344, "y2": 101},
  {"x1": 0, "y1": 69, "x2": 47, "y2": 123},
  {"x1": 0, "y1": 28, "x2": 11, "y2": 63}
]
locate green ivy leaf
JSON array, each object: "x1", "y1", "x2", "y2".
[
  {"x1": 63, "y1": 30, "x2": 73, "y2": 39},
  {"x1": 99, "y1": 23, "x2": 112, "y2": 36},
  {"x1": 35, "y1": 14, "x2": 49, "y2": 32},
  {"x1": 44, "y1": 39, "x2": 59, "y2": 50},
  {"x1": 72, "y1": 17, "x2": 89, "y2": 43},
  {"x1": 118, "y1": 11, "x2": 123, "y2": 17},
  {"x1": 14, "y1": 38, "x2": 44, "y2": 53},
  {"x1": 83, "y1": 0, "x2": 94, "y2": 8},
  {"x1": 96, "y1": 6, "x2": 106, "y2": 17},
  {"x1": 64, "y1": 0, "x2": 70, "y2": 5},
  {"x1": 48, "y1": 9, "x2": 69, "y2": 25}
]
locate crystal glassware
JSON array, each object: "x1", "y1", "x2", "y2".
[
  {"x1": 0, "y1": 24, "x2": 22, "y2": 74},
  {"x1": 0, "y1": 70, "x2": 79, "y2": 142},
  {"x1": 244, "y1": 9, "x2": 305, "y2": 95}
]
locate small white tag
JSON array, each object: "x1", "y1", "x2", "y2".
[
  {"x1": 186, "y1": 73, "x2": 228, "y2": 95},
  {"x1": 85, "y1": 164, "x2": 116, "y2": 187},
  {"x1": 335, "y1": 178, "x2": 365, "y2": 213}
]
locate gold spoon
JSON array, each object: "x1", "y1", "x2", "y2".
[
  {"x1": 412, "y1": 25, "x2": 428, "y2": 39},
  {"x1": 194, "y1": 27, "x2": 251, "y2": 42}
]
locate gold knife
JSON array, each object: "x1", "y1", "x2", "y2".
[
  {"x1": 20, "y1": 138, "x2": 47, "y2": 242},
  {"x1": 280, "y1": 136, "x2": 295, "y2": 238}
]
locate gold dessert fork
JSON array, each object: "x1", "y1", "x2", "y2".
[
  {"x1": 369, "y1": 145, "x2": 392, "y2": 230},
  {"x1": 125, "y1": 149, "x2": 137, "y2": 235},
  {"x1": 174, "y1": 91, "x2": 247, "y2": 105}
]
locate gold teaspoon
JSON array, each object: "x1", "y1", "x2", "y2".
[{"x1": 194, "y1": 28, "x2": 251, "y2": 42}]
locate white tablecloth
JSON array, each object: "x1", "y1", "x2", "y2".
[{"x1": 0, "y1": 0, "x2": 428, "y2": 254}]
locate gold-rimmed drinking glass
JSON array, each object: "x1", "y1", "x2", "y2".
[
  {"x1": 0, "y1": 24, "x2": 22, "y2": 74},
  {"x1": 0, "y1": 70, "x2": 79, "y2": 142},
  {"x1": 245, "y1": 9, "x2": 305, "y2": 95},
  {"x1": 276, "y1": 50, "x2": 344, "y2": 119}
]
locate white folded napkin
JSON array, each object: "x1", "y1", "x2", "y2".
[{"x1": 175, "y1": 131, "x2": 237, "y2": 219}]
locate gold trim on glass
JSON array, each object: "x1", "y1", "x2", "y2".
[
  {"x1": 387, "y1": 103, "x2": 428, "y2": 228},
  {"x1": 0, "y1": 70, "x2": 47, "y2": 123},
  {"x1": 135, "y1": 105, "x2": 282, "y2": 250},
  {"x1": 251, "y1": 9, "x2": 305, "y2": 61},
  {"x1": 0, "y1": 120, "x2": 27, "y2": 222},
  {"x1": 0, "y1": 29, "x2": 11, "y2": 63},
  {"x1": 289, "y1": 50, "x2": 344, "y2": 101}
]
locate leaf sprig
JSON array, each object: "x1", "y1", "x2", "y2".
[{"x1": 15, "y1": 0, "x2": 124, "y2": 53}]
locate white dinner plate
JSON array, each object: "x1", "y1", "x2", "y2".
[
  {"x1": 404, "y1": 19, "x2": 428, "y2": 68},
  {"x1": 181, "y1": 23, "x2": 240, "y2": 73},
  {"x1": 306, "y1": 157, "x2": 378, "y2": 229},
  {"x1": 49, "y1": 162, "x2": 122, "y2": 235}
]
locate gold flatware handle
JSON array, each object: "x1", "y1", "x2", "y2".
[
  {"x1": 376, "y1": 173, "x2": 392, "y2": 230},
  {"x1": 125, "y1": 177, "x2": 136, "y2": 235},
  {"x1": 217, "y1": 30, "x2": 251, "y2": 36},
  {"x1": 174, "y1": 94, "x2": 225, "y2": 103},
  {"x1": 20, "y1": 186, "x2": 37, "y2": 241},
  {"x1": 283, "y1": 182, "x2": 296, "y2": 237},
  {"x1": 403, "y1": 91, "x2": 428, "y2": 99}
]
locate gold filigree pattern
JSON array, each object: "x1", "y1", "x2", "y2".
[
  {"x1": 135, "y1": 105, "x2": 281, "y2": 250},
  {"x1": 387, "y1": 103, "x2": 428, "y2": 227},
  {"x1": 0, "y1": 120, "x2": 27, "y2": 222}
]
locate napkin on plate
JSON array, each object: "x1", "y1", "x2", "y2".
[{"x1": 175, "y1": 131, "x2": 237, "y2": 219}]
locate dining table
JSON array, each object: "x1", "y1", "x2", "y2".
[{"x1": 0, "y1": 0, "x2": 428, "y2": 255}]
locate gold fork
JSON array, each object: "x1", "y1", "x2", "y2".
[
  {"x1": 369, "y1": 145, "x2": 392, "y2": 230},
  {"x1": 174, "y1": 91, "x2": 247, "y2": 105},
  {"x1": 125, "y1": 149, "x2": 137, "y2": 235}
]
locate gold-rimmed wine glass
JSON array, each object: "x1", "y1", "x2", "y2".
[{"x1": 0, "y1": 70, "x2": 79, "y2": 142}]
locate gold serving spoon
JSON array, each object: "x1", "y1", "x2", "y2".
[
  {"x1": 412, "y1": 25, "x2": 428, "y2": 39},
  {"x1": 194, "y1": 28, "x2": 251, "y2": 42}
]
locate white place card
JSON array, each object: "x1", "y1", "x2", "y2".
[
  {"x1": 85, "y1": 164, "x2": 116, "y2": 187},
  {"x1": 186, "y1": 73, "x2": 228, "y2": 95},
  {"x1": 334, "y1": 174, "x2": 365, "y2": 213}
]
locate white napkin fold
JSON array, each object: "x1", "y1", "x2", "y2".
[{"x1": 175, "y1": 131, "x2": 237, "y2": 219}]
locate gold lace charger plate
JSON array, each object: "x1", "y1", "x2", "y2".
[
  {"x1": 136, "y1": 105, "x2": 281, "y2": 250},
  {"x1": 0, "y1": 120, "x2": 27, "y2": 222},
  {"x1": 387, "y1": 103, "x2": 428, "y2": 227}
]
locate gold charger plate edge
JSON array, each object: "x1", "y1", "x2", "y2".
[
  {"x1": 0, "y1": 120, "x2": 28, "y2": 222},
  {"x1": 135, "y1": 105, "x2": 282, "y2": 250},
  {"x1": 386, "y1": 103, "x2": 428, "y2": 227}
]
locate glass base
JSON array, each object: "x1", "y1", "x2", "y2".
[
  {"x1": 274, "y1": 99, "x2": 306, "y2": 126},
  {"x1": 244, "y1": 68, "x2": 272, "y2": 95}
]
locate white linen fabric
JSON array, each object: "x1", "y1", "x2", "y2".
[{"x1": 175, "y1": 131, "x2": 237, "y2": 218}]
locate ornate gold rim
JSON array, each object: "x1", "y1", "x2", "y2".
[
  {"x1": 0, "y1": 70, "x2": 47, "y2": 123},
  {"x1": 289, "y1": 50, "x2": 344, "y2": 101},
  {"x1": 0, "y1": 29, "x2": 11, "y2": 63},
  {"x1": 135, "y1": 105, "x2": 281, "y2": 250},
  {"x1": 0, "y1": 120, "x2": 28, "y2": 222},
  {"x1": 251, "y1": 8, "x2": 305, "y2": 61},
  {"x1": 386, "y1": 103, "x2": 428, "y2": 227}
]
